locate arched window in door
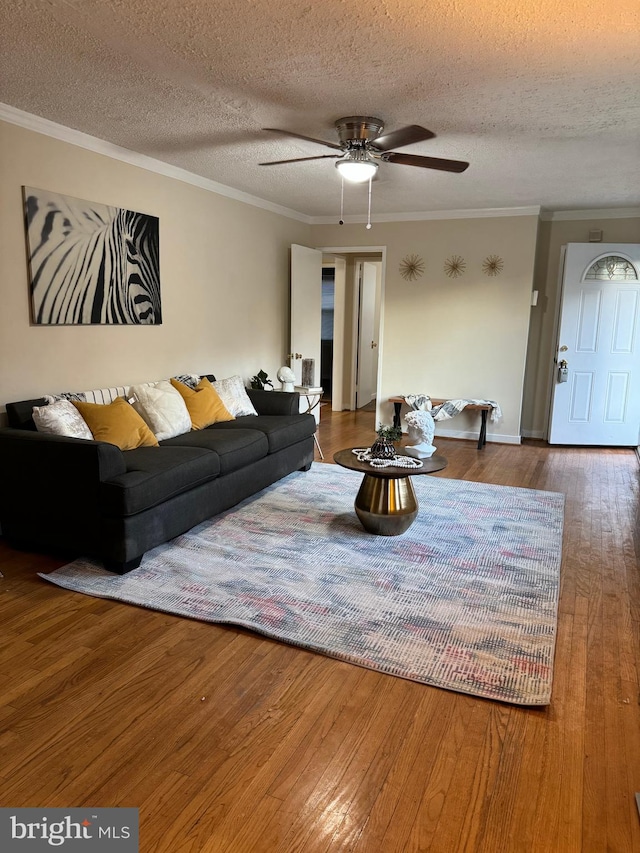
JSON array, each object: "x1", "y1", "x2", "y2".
[{"x1": 584, "y1": 255, "x2": 639, "y2": 281}]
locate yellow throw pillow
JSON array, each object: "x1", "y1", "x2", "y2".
[
  {"x1": 73, "y1": 398, "x2": 159, "y2": 450},
  {"x1": 170, "y1": 377, "x2": 234, "y2": 430}
]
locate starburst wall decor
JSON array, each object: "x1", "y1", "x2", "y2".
[
  {"x1": 444, "y1": 255, "x2": 466, "y2": 278},
  {"x1": 482, "y1": 255, "x2": 504, "y2": 276},
  {"x1": 399, "y1": 254, "x2": 425, "y2": 281}
]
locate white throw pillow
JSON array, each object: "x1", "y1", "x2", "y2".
[
  {"x1": 213, "y1": 375, "x2": 258, "y2": 417},
  {"x1": 130, "y1": 380, "x2": 192, "y2": 441},
  {"x1": 32, "y1": 399, "x2": 93, "y2": 440}
]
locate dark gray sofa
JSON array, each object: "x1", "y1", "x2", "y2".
[{"x1": 0, "y1": 383, "x2": 316, "y2": 573}]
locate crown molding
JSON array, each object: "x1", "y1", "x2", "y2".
[
  {"x1": 6, "y1": 103, "x2": 637, "y2": 228},
  {"x1": 540, "y1": 207, "x2": 640, "y2": 221},
  {"x1": 0, "y1": 102, "x2": 312, "y2": 224},
  {"x1": 310, "y1": 206, "x2": 541, "y2": 225}
]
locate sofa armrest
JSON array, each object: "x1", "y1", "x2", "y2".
[
  {"x1": 0, "y1": 428, "x2": 126, "y2": 480},
  {"x1": 0, "y1": 428, "x2": 127, "y2": 523},
  {"x1": 246, "y1": 389, "x2": 301, "y2": 416}
]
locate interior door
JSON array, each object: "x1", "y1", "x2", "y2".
[
  {"x1": 548, "y1": 243, "x2": 640, "y2": 445},
  {"x1": 356, "y1": 261, "x2": 379, "y2": 408},
  {"x1": 290, "y1": 243, "x2": 322, "y2": 398}
]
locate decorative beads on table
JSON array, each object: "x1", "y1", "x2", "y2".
[{"x1": 351, "y1": 449, "x2": 423, "y2": 469}]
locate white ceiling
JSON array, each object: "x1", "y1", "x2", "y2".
[{"x1": 1, "y1": 0, "x2": 639, "y2": 220}]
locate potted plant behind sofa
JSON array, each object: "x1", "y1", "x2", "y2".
[{"x1": 250, "y1": 370, "x2": 274, "y2": 391}]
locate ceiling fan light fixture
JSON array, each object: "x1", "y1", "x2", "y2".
[{"x1": 335, "y1": 158, "x2": 378, "y2": 183}]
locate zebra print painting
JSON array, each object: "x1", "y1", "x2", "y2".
[{"x1": 23, "y1": 187, "x2": 161, "y2": 325}]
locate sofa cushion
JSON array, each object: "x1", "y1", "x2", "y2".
[
  {"x1": 32, "y1": 399, "x2": 93, "y2": 440},
  {"x1": 6, "y1": 398, "x2": 47, "y2": 430},
  {"x1": 172, "y1": 373, "x2": 201, "y2": 389},
  {"x1": 170, "y1": 377, "x2": 234, "y2": 429},
  {"x1": 130, "y1": 379, "x2": 192, "y2": 441},
  {"x1": 246, "y1": 388, "x2": 300, "y2": 416},
  {"x1": 209, "y1": 414, "x2": 316, "y2": 454},
  {"x1": 100, "y1": 445, "x2": 220, "y2": 516},
  {"x1": 161, "y1": 428, "x2": 268, "y2": 474},
  {"x1": 212, "y1": 375, "x2": 258, "y2": 417},
  {"x1": 74, "y1": 398, "x2": 159, "y2": 450},
  {"x1": 45, "y1": 384, "x2": 129, "y2": 405}
]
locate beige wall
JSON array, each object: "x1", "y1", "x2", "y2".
[
  {"x1": 0, "y1": 121, "x2": 310, "y2": 417},
  {"x1": 312, "y1": 216, "x2": 539, "y2": 442},
  {"x1": 522, "y1": 215, "x2": 640, "y2": 437},
  {"x1": 3, "y1": 117, "x2": 637, "y2": 444}
]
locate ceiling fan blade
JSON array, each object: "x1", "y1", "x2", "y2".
[
  {"x1": 259, "y1": 154, "x2": 341, "y2": 166},
  {"x1": 384, "y1": 152, "x2": 469, "y2": 173},
  {"x1": 369, "y1": 125, "x2": 436, "y2": 152},
  {"x1": 263, "y1": 128, "x2": 342, "y2": 151}
]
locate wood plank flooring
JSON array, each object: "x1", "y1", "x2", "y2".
[{"x1": 0, "y1": 407, "x2": 639, "y2": 852}]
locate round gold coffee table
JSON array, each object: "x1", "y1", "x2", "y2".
[{"x1": 333, "y1": 448, "x2": 448, "y2": 536}]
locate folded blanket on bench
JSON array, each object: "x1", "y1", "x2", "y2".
[{"x1": 404, "y1": 395, "x2": 502, "y2": 422}]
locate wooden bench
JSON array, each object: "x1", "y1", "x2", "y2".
[{"x1": 388, "y1": 397, "x2": 492, "y2": 450}]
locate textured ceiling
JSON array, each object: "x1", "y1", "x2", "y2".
[{"x1": 1, "y1": 0, "x2": 639, "y2": 219}]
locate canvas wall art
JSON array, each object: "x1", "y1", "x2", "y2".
[{"x1": 23, "y1": 187, "x2": 161, "y2": 325}]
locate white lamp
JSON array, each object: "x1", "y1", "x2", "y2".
[{"x1": 335, "y1": 156, "x2": 378, "y2": 183}]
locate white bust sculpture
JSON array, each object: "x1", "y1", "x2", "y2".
[
  {"x1": 404, "y1": 409, "x2": 436, "y2": 458},
  {"x1": 277, "y1": 365, "x2": 296, "y2": 393}
]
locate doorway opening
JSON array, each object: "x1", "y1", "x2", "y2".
[
  {"x1": 320, "y1": 248, "x2": 385, "y2": 415},
  {"x1": 354, "y1": 259, "x2": 382, "y2": 411},
  {"x1": 289, "y1": 244, "x2": 385, "y2": 422},
  {"x1": 321, "y1": 267, "x2": 335, "y2": 402}
]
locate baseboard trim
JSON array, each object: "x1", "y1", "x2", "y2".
[{"x1": 433, "y1": 427, "x2": 522, "y2": 445}]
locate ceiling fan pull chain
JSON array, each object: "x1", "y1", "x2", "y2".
[
  {"x1": 366, "y1": 177, "x2": 373, "y2": 230},
  {"x1": 339, "y1": 176, "x2": 345, "y2": 225}
]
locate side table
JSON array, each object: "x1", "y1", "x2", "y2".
[{"x1": 295, "y1": 385, "x2": 324, "y2": 460}]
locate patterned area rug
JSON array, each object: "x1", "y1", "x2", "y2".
[{"x1": 40, "y1": 464, "x2": 565, "y2": 704}]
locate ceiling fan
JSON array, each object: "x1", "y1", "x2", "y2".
[{"x1": 260, "y1": 116, "x2": 469, "y2": 183}]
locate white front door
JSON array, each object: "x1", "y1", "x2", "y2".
[
  {"x1": 548, "y1": 243, "x2": 640, "y2": 445},
  {"x1": 356, "y1": 261, "x2": 379, "y2": 408}
]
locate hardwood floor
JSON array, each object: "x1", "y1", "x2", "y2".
[{"x1": 1, "y1": 407, "x2": 639, "y2": 852}]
